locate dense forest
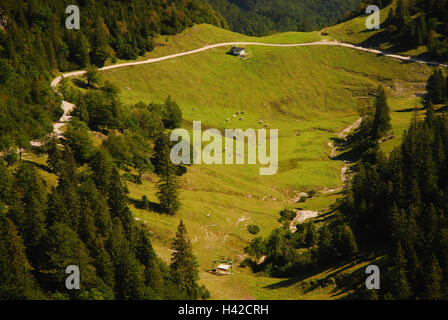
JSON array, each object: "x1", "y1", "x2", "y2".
[
  {"x1": 244, "y1": 71, "x2": 448, "y2": 299},
  {"x1": 208, "y1": 0, "x2": 361, "y2": 35},
  {"x1": 0, "y1": 0, "x2": 217, "y2": 300},
  {"x1": 0, "y1": 0, "x2": 224, "y2": 161},
  {"x1": 0, "y1": 70, "x2": 205, "y2": 299},
  {"x1": 339, "y1": 70, "x2": 448, "y2": 299},
  {"x1": 2, "y1": 0, "x2": 448, "y2": 301},
  {"x1": 346, "y1": 0, "x2": 448, "y2": 61}
]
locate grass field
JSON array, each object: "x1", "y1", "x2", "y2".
[
  {"x1": 64, "y1": 22, "x2": 436, "y2": 299},
  {"x1": 321, "y1": 5, "x2": 392, "y2": 46}
]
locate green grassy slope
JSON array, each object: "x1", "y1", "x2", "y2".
[
  {"x1": 109, "y1": 24, "x2": 322, "y2": 65},
  {"x1": 321, "y1": 3, "x2": 429, "y2": 58},
  {"x1": 66, "y1": 23, "x2": 434, "y2": 299},
  {"x1": 321, "y1": 5, "x2": 392, "y2": 45}
]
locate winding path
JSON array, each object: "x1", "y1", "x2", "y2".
[
  {"x1": 48, "y1": 39, "x2": 447, "y2": 141},
  {"x1": 43, "y1": 37, "x2": 446, "y2": 229}
]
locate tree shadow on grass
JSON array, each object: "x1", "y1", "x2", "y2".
[
  {"x1": 260, "y1": 258, "x2": 368, "y2": 299},
  {"x1": 127, "y1": 196, "x2": 161, "y2": 213},
  {"x1": 21, "y1": 159, "x2": 53, "y2": 175},
  {"x1": 395, "y1": 106, "x2": 426, "y2": 113},
  {"x1": 72, "y1": 78, "x2": 89, "y2": 89}
]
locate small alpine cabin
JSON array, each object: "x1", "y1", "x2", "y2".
[{"x1": 230, "y1": 47, "x2": 245, "y2": 56}]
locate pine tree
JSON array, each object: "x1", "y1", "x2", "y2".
[
  {"x1": 157, "y1": 172, "x2": 180, "y2": 216},
  {"x1": 0, "y1": 216, "x2": 40, "y2": 299},
  {"x1": 8, "y1": 163, "x2": 47, "y2": 264},
  {"x1": 90, "y1": 19, "x2": 108, "y2": 68},
  {"x1": 388, "y1": 243, "x2": 412, "y2": 299},
  {"x1": 371, "y1": 86, "x2": 391, "y2": 139},
  {"x1": 71, "y1": 32, "x2": 90, "y2": 68},
  {"x1": 153, "y1": 132, "x2": 181, "y2": 215},
  {"x1": 0, "y1": 163, "x2": 12, "y2": 204},
  {"x1": 152, "y1": 132, "x2": 172, "y2": 176},
  {"x1": 427, "y1": 69, "x2": 445, "y2": 104},
  {"x1": 107, "y1": 168, "x2": 133, "y2": 236},
  {"x1": 85, "y1": 64, "x2": 101, "y2": 88},
  {"x1": 45, "y1": 138, "x2": 64, "y2": 174},
  {"x1": 162, "y1": 96, "x2": 183, "y2": 129},
  {"x1": 136, "y1": 229, "x2": 164, "y2": 295},
  {"x1": 318, "y1": 225, "x2": 336, "y2": 262},
  {"x1": 40, "y1": 222, "x2": 99, "y2": 297},
  {"x1": 106, "y1": 218, "x2": 144, "y2": 299},
  {"x1": 424, "y1": 255, "x2": 443, "y2": 300},
  {"x1": 425, "y1": 100, "x2": 436, "y2": 126},
  {"x1": 170, "y1": 220, "x2": 202, "y2": 299},
  {"x1": 338, "y1": 225, "x2": 359, "y2": 258}
]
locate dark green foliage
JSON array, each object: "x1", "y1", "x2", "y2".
[
  {"x1": 0, "y1": 135, "x2": 196, "y2": 299},
  {"x1": 426, "y1": 69, "x2": 447, "y2": 105},
  {"x1": 371, "y1": 86, "x2": 391, "y2": 139},
  {"x1": 85, "y1": 65, "x2": 102, "y2": 88},
  {"x1": 341, "y1": 110, "x2": 448, "y2": 299},
  {"x1": 157, "y1": 173, "x2": 180, "y2": 216},
  {"x1": 170, "y1": 220, "x2": 205, "y2": 299},
  {"x1": 74, "y1": 90, "x2": 120, "y2": 131},
  {"x1": 245, "y1": 217, "x2": 358, "y2": 277},
  {"x1": 64, "y1": 120, "x2": 95, "y2": 163},
  {"x1": 383, "y1": 0, "x2": 448, "y2": 60},
  {"x1": 0, "y1": 0, "x2": 222, "y2": 154},
  {"x1": 162, "y1": 96, "x2": 183, "y2": 129},
  {"x1": 0, "y1": 216, "x2": 41, "y2": 299},
  {"x1": 124, "y1": 102, "x2": 164, "y2": 139},
  {"x1": 90, "y1": 19, "x2": 109, "y2": 68},
  {"x1": 278, "y1": 208, "x2": 296, "y2": 222},
  {"x1": 0, "y1": 0, "x2": 214, "y2": 301},
  {"x1": 208, "y1": 0, "x2": 361, "y2": 35},
  {"x1": 247, "y1": 224, "x2": 260, "y2": 234},
  {"x1": 152, "y1": 133, "x2": 181, "y2": 215}
]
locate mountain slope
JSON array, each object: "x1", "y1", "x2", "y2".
[
  {"x1": 73, "y1": 24, "x2": 433, "y2": 299},
  {"x1": 208, "y1": 0, "x2": 361, "y2": 35}
]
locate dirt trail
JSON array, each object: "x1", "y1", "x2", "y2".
[
  {"x1": 45, "y1": 40, "x2": 445, "y2": 141},
  {"x1": 41, "y1": 39, "x2": 439, "y2": 226}
]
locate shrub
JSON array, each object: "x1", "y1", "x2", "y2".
[
  {"x1": 247, "y1": 224, "x2": 260, "y2": 235},
  {"x1": 278, "y1": 209, "x2": 296, "y2": 222}
]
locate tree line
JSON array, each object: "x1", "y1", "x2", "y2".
[
  {"x1": 0, "y1": 0, "x2": 212, "y2": 299},
  {"x1": 338, "y1": 73, "x2": 448, "y2": 299},
  {"x1": 384, "y1": 0, "x2": 447, "y2": 60},
  {"x1": 208, "y1": 0, "x2": 361, "y2": 36},
  {"x1": 0, "y1": 0, "x2": 224, "y2": 161},
  {"x1": 0, "y1": 111, "x2": 205, "y2": 299}
]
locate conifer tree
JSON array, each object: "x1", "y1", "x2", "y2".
[
  {"x1": 90, "y1": 19, "x2": 108, "y2": 68},
  {"x1": 0, "y1": 217, "x2": 39, "y2": 299},
  {"x1": 162, "y1": 96, "x2": 183, "y2": 129},
  {"x1": 71, "y1": 32, "x2": 90, "y2": 68},
  {"x1": 8, "y1": 163, "x2": 47, "y2": 264},
  {"x1": 45, "y1": 138, "x2": 64, "y2": 174},
  {"x1": 424, "y1": 255, "x2": 443, "y2": 300},
  {"x1": 85, "y1": 64, "x2": 101, "y2": 88},
  {"x1": 153, "y1": 133, "x2": 181, "y2": 215},
  {"x1": 425, "y1": 100, "x2": 435, "y2": 126},
  {"x1": 371, "y1": 86, "x2": 391, "y2": 139},
  {"x1": 427, "y1": 69, "x2": 445, "y2": 104},
  {"x1": 170, "y1": 220, "x2": 202, "y2": 299},
  {"x1": 106, "y1": 218, "x2": 144, "y2": 299},
  {"x1": 107, "y1": 168, "x2": 133, "y2": 236},
  {"x1": 157, "y1": 173, "x2": 180, "y2": 216},
  {"x1": 388, "y1": 243, "x2": 411, "y2": 300}
]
